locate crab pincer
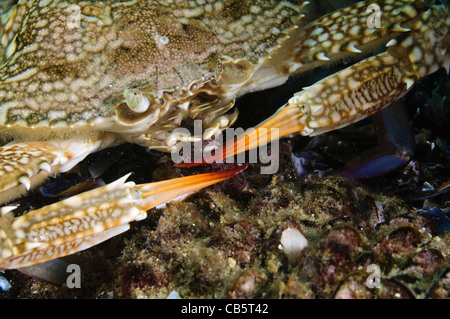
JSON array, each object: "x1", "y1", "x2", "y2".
[
  {"x1": 177, "y1": 1, "x2": 450, "y2": 168},
  {"x1": 0, "y1": 164, "x2": 247, "y2": 269}
]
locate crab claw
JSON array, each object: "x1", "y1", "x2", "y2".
[
  {"x1": 176, "y1": 49, "x2": 415, "y2": 168},
  {"x1": 0, "y1": 164, "x2": 247, "y2": 269},
  {"x1": 136, "y1": 163, "x2": 248, "y2": 211},
  {"x1": 175, "y1": 104, "x2": 306, "y2": 167},
  {"x1": 176, "y1": 43, "x2": 435, "y2": 167},
  {"x1": 177, "y1": 0, "x2": 450, "y2": 168}
]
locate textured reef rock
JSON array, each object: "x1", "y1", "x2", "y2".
[{"x1": 3, "y1": 152, "x2": 448, "y2": 299}]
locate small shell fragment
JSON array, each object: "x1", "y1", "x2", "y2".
[{"x1": 278, "y1": 227, "x2": 308, "y2": 262}]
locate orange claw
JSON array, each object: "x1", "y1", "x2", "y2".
[
  {"x1": 0, "y1": 164, "x2": 248, "y2": 269},
  {"x1": 175, "y1": 104, "x2": 306, "y2": 167},
  {"x1": 137, "y1": 163, "x2": 248, "y2": 210}
]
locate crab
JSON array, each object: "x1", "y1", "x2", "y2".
[{"x1": 0, "y1": 0, "x2": 448, "y2": 273}]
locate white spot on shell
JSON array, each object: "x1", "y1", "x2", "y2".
[
  {"x1": 159, "y1": 35, "x2": 169, "y2": 45},
  {"x1": 410, "y1": 47, "x2": 423, "y2": 64}
]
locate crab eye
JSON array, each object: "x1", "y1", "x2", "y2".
[
  {"x1": 116, "y1": 91, "x2": 159, "y2": 124},
  {"x1": 124, "y1": 89, "x2": 150, "y2": 113}
]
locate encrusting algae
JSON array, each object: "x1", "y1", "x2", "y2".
[{"x1": 2, "y1": 148, "x2": 448, "y2": 299}]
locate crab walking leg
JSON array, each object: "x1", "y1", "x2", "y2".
[
  {"x1": 0, "y1": 135, "x2": 119, "y2": 204},
  {"x1": 0, "y1": 164, "x2": 247, "y2": 269}
]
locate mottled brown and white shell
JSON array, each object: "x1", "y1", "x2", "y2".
[{"x1": 0, "y1": 0, "x2": 307, "y2": 150}]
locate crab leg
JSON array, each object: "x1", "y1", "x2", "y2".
[
  {"x1": 0, "y1": 135, "x2": 120, "y2": 204},
  {"x1": 0, "y1": 164, "x2": 246, "y2": 269},
  {"x1": 177, "y1": 50, "x2": 422, "y2": 166},
  {"x1": 178, "y1": 0, "x2": 449, "y2": 167}
]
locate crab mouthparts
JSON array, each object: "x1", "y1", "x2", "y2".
[{"x1": 175, "y1": 104, "x2": 306, "y2": 167}]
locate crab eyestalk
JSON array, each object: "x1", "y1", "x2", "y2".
[
  {"x1": 0, "y1": 164, "x2": 247, "y2": 269},
  {"x1": 124, "y1": 89, "x2": 150, "y2": 113}
]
